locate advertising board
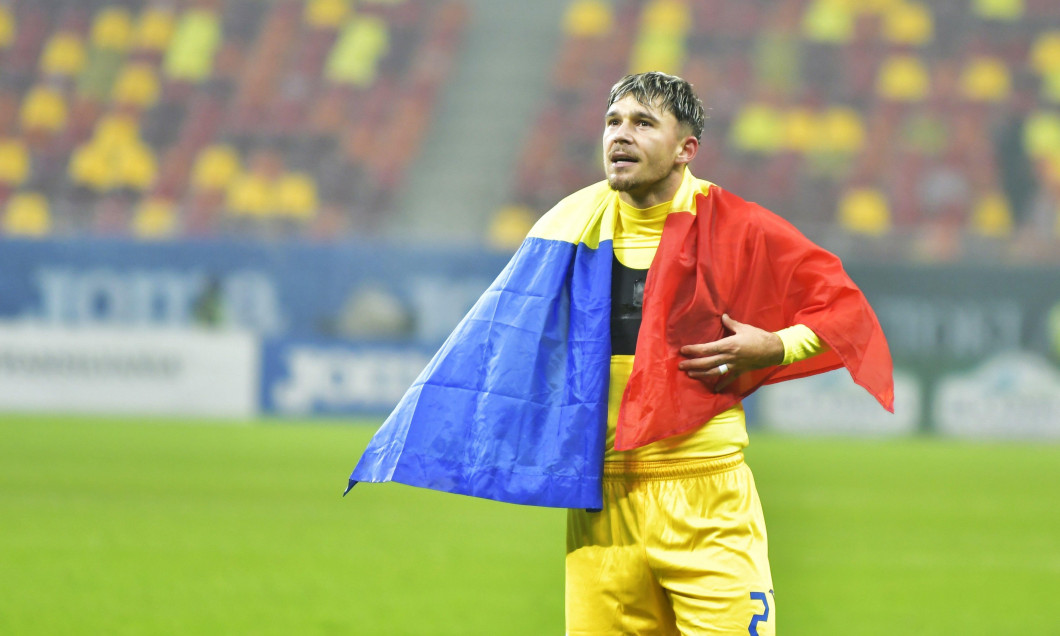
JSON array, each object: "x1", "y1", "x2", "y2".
[
  {"x1": 3, "y1": 238, "x2": 1058, "y2": 435},
  {"x1": 0, "y1": 325, "x2": 259, "y2": 417}
]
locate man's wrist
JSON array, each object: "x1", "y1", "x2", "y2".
[{"x1": 767, "y1": 332, "x2": 785, "y2": 366}]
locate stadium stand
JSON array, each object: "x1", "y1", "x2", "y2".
[
  {"x1": 1, "y1": 0, "x2": 1058, "y2": 262},
  {"x1": 0, "y1": 0, "x2": 466, "y2": 240},
  {"x1": 503, "y1": 0, "x2": 1060, "y2": 261}
]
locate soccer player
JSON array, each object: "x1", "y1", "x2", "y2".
[
  {"x1": 565, "y1": 72, "x2": 811, "y2": 635},
  {"x1": 349, "y1": 72, "x2": 893, "y2": 635}
]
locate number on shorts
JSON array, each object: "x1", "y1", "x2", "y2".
[{"x1": 748, "y1": 590, "x2": 773, "y2": 636}]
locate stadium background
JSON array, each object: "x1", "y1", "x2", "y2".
[{"x1": 1, "y1": 0, "x2": 1059, "y2": 634}]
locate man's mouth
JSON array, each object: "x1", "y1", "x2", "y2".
[{"x1": 610, "y1": 151, "x2": 638, "y2": 167}]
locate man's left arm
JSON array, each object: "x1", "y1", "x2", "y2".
[{"x1": 678, "y1": 314, "x2": 829, "y2": 391}]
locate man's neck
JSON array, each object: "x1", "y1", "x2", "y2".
[{"x1": 617, "y1": 167, "x2": 686, "y2": 209}]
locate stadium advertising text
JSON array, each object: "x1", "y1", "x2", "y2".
[
  {"x1": 265, "y1": 341, "x2": 431, "y2": 415},
  {"x1": 33, "y1": 267, "x2": 285, "y2": 334},
  {"x1": 0, "y1": 325, "x2": 259, "y2": 417}
]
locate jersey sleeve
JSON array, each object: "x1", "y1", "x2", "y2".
[{"x1": 774, "y1": 324, "x2": 829, "y2": 366}]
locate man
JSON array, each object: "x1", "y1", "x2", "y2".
[
  {"x1": 566, "y1": 72, "x2": 831, "y2": 635},
  {"x1": 349, "y1": 72, "x2": 893, "y2": 635}
]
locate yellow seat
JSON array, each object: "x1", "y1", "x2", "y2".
[
  {"x1": 69, "y1": 143, "x2": 112, "y2": 191},
  {"x1": 305, "y1": 0, "x2": 351, "y2": 29},
  {"x1": 784, "y1": 108, "x2": 821, "y2": 153},
  {"x1": 325, "y1": 15, "x2": 390, "y2": 86},
  {"x1": 112, "y1": 63, "x2": 160, "y2": 108},
  {"x1": 163, "y1": 9, "x2": 221, "y2": 82},
  {"x1": 971, "y1": 0, "x2": 1024, "y2": 20},
  {"x1": 226, "y1": 173, "x2": 273, "y2": 217},
  {"x1": 801, "y1": 0, "x2": 855, "y2": 44},
  {"x1": 728, "y1": 103, "x2": 786, "y2": 154},
  {"x1": 191, "y1": 144, "x2": 242, "y2": 191},
  {"x1": 969, "y1": 191, "x2": 1013, "y2": 237},
  {"x1": 0, "y1": 5, "x2": 15, "y2": 49},
  {"x1": 91, "y1": 6, "x2": 133, "y2": 51},
  {"x1": 276, "y1": 173, "x2": 319, "y2": 220},
  {"x1": 1023, "y1": 111, "x2": 1060, "y2": 158},
  {"x1": 1030, "y1": 31, "x2": 1060, "y2": 76},
  {"x1": 818, "y1": 107, "x2": 865, "y2": 154},
  {"x1": 641, "y1": 0, "x2": 690, "y2": 34},
  {"x1": 70, "y1": 116, "x2": 155, "y2": 192},
  {"x1": 629, "y1": 31, "x2": 686, "y2": 75},
  {"x1": 630, "y1": 0, "x2": 689, "y2": 74},
  {"x1": 876, "y1": 54, "x2": 931, "y2": 102},
  {"x1": 563, "y1": 0, "x2": 613, "y2": 38},
  {"x1": 838, "y1": 187, "x2": 892, "y2": 235},
  {"x1": 94, "y1": 114, "x2": 140, "y2": 148},
  {"x1": 881, "y1": 2, "x2": 933, "y2": 46},
  {"x1": 132, "y1": 197, "x2": 178, "y2": 239},
  {"x1": 959, "y1": 56, "x2": 1011, "y2": 102},
  {"x1": 115, "y1": 139, "x2": 157, "y2": 191},
  {"x1": 40, "y1": 32, "x2": 87, "y2": 77},
  {"x1": 3, "y1": 192, "x2": 51, "y2": 237},
  {"x1": 19, "y1": 85, "x2": 68, "y2": 133},
  {"x1": 0, "y1": 138, "x2": 30, "y2": 186},
  {"x1": 134, "y1": 6, "x2": 176, "y2": 51}
]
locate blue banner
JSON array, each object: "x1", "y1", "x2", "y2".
[
  {"x1": 0, "y1": 238, "x2": 510, "y2": 344},
  {"x1": 261, "y1": 337, "x2": 435, "y2": 416}
]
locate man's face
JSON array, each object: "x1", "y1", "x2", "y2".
[{"x1": 602, "y1": 94, "x2": 690, "y2": 200}]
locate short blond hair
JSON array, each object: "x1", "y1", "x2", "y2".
[{"x1": 607, "y1": 72, "x2": 706, "y2": 141}]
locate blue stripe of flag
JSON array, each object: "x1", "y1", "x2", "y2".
[{"x1": 348, "y1": 236, "x2": 613, "y2": 509}]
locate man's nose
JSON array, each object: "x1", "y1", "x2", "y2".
[{"x1": 608, "y1": 121, "x2": 633, "y2": 142}]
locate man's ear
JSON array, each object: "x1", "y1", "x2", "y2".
[{"x1": 676, "y1": 135, "x2": 699, "y2": 166}]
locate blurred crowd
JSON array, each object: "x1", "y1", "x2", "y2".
[
  {"x1": 1, "y1": 0, "x2": 1059, "y2": 263},
  {"x1": 0, "y1": 0, "x2": 465, "y2": 240},
  {"x1": 501, "y1": 0, "x2": 1060, "y2": 262}
]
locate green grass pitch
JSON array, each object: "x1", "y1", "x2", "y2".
[{"x1": 2, "y1": 414, "x2": 1058, "y2": 635}]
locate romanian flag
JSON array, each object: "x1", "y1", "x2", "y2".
[{"x1": 348, "y1": 170, "x2": 893, "y2": 509}]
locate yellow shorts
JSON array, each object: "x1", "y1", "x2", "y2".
[{"x1": 566, "y1": 453, "x2": 775, "y2": 635}]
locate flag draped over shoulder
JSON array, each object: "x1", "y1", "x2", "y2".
[
  {"x1": 616, "y1": 183, "x2": 894, "y2": 450},
  {"x1": 347, "y1": 184, "x2": 618, "y2": 509},
  {"x1": 348, "y1": 170, "x2": 894, "y2": 509}
]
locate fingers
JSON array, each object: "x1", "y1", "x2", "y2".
[
  {"x1": 680, "y1": 313, "x2": 746, "y2": 387},
  {"x1": 677, "y1": 352, "x2": 725, "y2": 371},
  {"x1": 680, "y1": 314, "x2": 741, "y2": 357},
  {"x1": 679, "y1": 355, "x2": 733, "y2": 379},
  {"x1": 721, "y1": 313, "x2": 741, "y2": 331},
  {"x1": 679, "y1": 342, "x2": 723, "y2": 358},
  {"x1": 679, "y1": 333, "x2": 736, "y2": 358}
]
